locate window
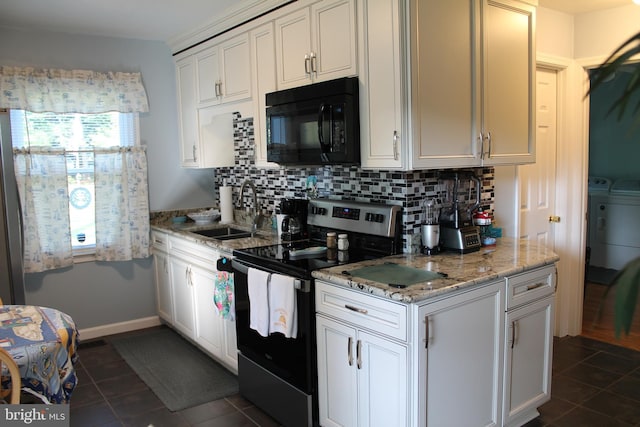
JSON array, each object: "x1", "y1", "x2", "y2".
[{"x1": 10, "y1": 110, "x2": 139, "y2": 254}]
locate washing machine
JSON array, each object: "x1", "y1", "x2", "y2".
[{"x1": 589, "y1": 177, "x2": 640, "y2": 270}]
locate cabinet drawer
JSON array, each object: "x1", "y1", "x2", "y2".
[
  {"x1": 169, "y1": 235, "x2": 219, "y2": 269},
  {"x1": 151, "y1": 230, "x2": 169, "y2": 252},
  {"x1": 315, "y1": 280, "x2": 407, "y2": 341},
  {"x1": 505, "y1": 265, "x2": 556, "y2": 310}
]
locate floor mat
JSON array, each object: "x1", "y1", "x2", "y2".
[{"x1": 110, "y1": 327, "x2": 238, "y2": 412}]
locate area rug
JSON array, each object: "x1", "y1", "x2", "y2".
[{"x1": 110, "y1": 327, "x2": 238, "y2": 412}]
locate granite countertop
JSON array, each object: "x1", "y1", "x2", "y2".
[{"x1": 311, "y1": 238, "x2": 559, "y2": 304}]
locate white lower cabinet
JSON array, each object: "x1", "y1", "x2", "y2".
[
  {"x1": 152, "y1": 231, "x2": 238, "y2": 373},
  {"x1": 169, "y1": 255, "x2": 197, "y2": 340},
  {"x1": 417, "y1": 280, "x2": 504, "y2": 427},
  {"x1": 316, "y1": 316, "x2": 408, "y2": 427},
  {"x1": 151, "y1": 231, "x2": 173, "y2": 323},
  {"x1": 502, "y1": 266, "x2": 555, "y2": 426},
  {"x1": 316, "y1": 264, "x2": 556, "y2": 427}
]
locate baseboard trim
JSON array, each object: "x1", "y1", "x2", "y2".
[{"x1": 78, "y1": 316, "x2": 162, "y2": 340}]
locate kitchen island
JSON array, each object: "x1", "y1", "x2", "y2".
[{"x1": 313, "y1": 238, "x2": 558, "y2": 427}]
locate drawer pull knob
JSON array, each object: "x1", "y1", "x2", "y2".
[{"x1": 345, "y1": 304, "x2": 368, "y2": 315}]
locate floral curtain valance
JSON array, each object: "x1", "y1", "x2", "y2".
[{"x1": 0, "y1": 66, "x2": 149, "y2": 113}]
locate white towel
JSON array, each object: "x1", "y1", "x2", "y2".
[
  {"x1": 269, "y1": 274, "x2": 298, "y2": 338},
  {"x1": 248, "y1": 267, "x2": 271, "y2": 337}
]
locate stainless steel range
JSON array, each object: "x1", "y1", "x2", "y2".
[{"x1": 231, "y1": 199, "x2": 402, "y2": 427}]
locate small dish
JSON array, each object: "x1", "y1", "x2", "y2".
[{"x1": 187, "y1": 209, "x2": 220, "y2": 224}]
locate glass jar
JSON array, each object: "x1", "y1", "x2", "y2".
[
  {"x1": 326, "y1": 232, "x2": 337, "y2": 249},
  {"x1": 338, "y1": 234, "x2": 349, "y2": 251}
]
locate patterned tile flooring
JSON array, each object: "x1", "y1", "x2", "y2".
[{"x1": 66, "y1": 329, "x2": 640, "y2": 427}]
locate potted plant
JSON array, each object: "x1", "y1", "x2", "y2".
[{"x1": 589, "y1": 32, "x2": 640, "y2": 337}]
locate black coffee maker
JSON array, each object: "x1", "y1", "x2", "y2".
[{"x1": 279, "y1": 198, "x2": 309, "y2": 241}]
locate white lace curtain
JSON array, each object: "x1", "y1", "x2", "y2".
[{"x1": 1, "y1": 66, "x2": 150, "y2": 273}]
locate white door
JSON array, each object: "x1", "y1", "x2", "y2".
[{"x1": 519, "y1": 68, "x2": 558, "y2": 247}]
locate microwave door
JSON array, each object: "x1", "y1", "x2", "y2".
[{"x1": 318, "y1": 104, "x2": 330, "y2": 162}]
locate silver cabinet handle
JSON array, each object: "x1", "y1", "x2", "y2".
[
  {"x1": 356, "y1": 339, "x2": 362, "y2": 369},
  {"x1": 424, "y1": 315, "x2": 430, "y2": 348},
  {"x1": 345, "y1": 304, "x2": 368, "y2": 315},
  {"x1": 526, "y1": 282, "x2": 545, "y2": 291},
  {"x1": 486, "y1": 131, "x2": 492, "y2": 158},
  {"x1": 510, "y1": 320, "x2": 518, "y2": 349},
  {"x1": 304, "y1": 54, "x2": 311, "y2": 75},
  {"x1": 310, "y1": 52, "x2": 317, "y2": 74},
  {"x1": 478, "y1": 133, "x2": 484, "y2": 159},
  {"x1": 393, "y1": 131, "x2": 399, "y2": 160},
  {"x1": 215, "y1": 80, "x2": 222, "y2": 98},
  {"x1": 347, "y1": 336, "x2": 353, "y2": 366},
  {"x1": 192, "y1": 144, "x2": 197, "y2": 162}
]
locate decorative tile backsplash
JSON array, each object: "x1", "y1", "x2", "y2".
[{"x1": 214, "y1": 113, "x2": 495, "y2": 253}]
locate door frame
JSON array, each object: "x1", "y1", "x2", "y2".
[{"x1": 537, "y1": 53, "x2": 590, "y2": 337}]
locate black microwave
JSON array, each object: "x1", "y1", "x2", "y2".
[{"x1": 266, "y1": 77, "x2": 360, "y2": 165}]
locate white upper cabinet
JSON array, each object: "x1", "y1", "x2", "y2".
[
  {"x1": 250, "y1": 22, "x2": 278, "y2": 167},
  {"x1": 481, "y1": 0, "x2": 536, "y2": 166},
  {"x1": 274, "y1": 0, "x2": 357, "y2": 89},
  {"x1": 408, "y1": 0, "x2": 535, "y2": 169},
  {"x1": 358, "y1": 0, "x2": 407, "y2": 170},
  {"x1": 176, "y1": 34, "x2": 248, "y2": 168},
  {"x1": 196, "y1": 33, "x2": 251, "y2": 106}
]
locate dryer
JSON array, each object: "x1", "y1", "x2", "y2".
[{"x1": 589, "y1": 178, "x2": 640, "y2": 270}]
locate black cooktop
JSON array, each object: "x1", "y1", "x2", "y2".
[{"x1": 232, "y1": 239, "x2": 382, "y2": 278}]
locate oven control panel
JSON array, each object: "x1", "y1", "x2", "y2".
[{"x1": 308, "y1": 199, "x2": 400, "y2": 237}]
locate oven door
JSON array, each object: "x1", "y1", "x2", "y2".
[{"x1": 231, "y1": 258, "x2": 316, "y2": 394}]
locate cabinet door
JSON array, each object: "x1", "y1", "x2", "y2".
[
  {"x1": 196, "y1": 107, "x2": 235, "y2": 168},
  {"x1": 410, "y1": 0, "x2": 480, "y2": 169},
  {"x1": 153, "y1": 250, "x2": 173, "y2": 323},
  {"x1": 503, "y1": 296, "x2": 554, "y2": 426},
  {"x1": 176, "y1": 56, "x2": 199, "y2": 167},
  {"x1": 359, "y1": 0, "x2": 405, "y2": 170},
  {"x1": 169, "y1": 257, "x2": 196, "y2": 339},
  {"x1": 358, "y1": 330, "x2": 408, "y2": 427},
  {"x1": 311, "y1": 0, "x2": 357, "y2": 82},
  {"x1": 316, "y1": 316, "x2": 358, "y2": 427},
  {"x1": 219, "y1": 34, "x2": 251, "y2": 103},
  {"x1": 191, "y1": 262, "x2": 224, "y2": 359},
  {"x1": 418, "y1": 281, "x2": 504, "y2": 427},
  {"x1": 481, "y1": 0, "x2": 535, "y2": 165},
  {"x1": 275, "y1": 8, "x2": 312, "y2": 89},
  {"x1": 196, "y1": 47, "x2": 221, "y2": 105},
  {"x1": 251, "y1": 22, "x2": 278, "y2": 167}
]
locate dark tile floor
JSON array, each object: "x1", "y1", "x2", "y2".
[
  {"x1": 69, "y1": 329, "x2": 280, "y2": 427},
  {"x1": 67, "y1": 329, "x2": 640, "y2": 427}
]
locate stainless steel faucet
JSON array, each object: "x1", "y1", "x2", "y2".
[{"x1": 238, "y1": 179, "x2": 260, "y2": 235}]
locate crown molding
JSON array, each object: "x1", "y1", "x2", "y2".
[{"x1": 168, "y1": 0, "x2": 292, "y2": 54}]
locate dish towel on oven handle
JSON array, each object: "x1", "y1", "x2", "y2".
[
  {"x1": 248, "y1": 267, "x2": 271, "y2": 337},
  {"x1": 269, "y1": 273, "x2": 298, "y2": 339},
  {"x1": 213, "y1": 271, "x2": 235, "y2": 321}
]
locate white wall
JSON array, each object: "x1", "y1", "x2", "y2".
[
  {"x1": 537, "y1": 7, "x2": 574, "y2": 59},
  {"x1": 574, "y1": 5, "x2": 640, "y2": 61}
]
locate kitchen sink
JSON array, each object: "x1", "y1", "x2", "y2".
[{"x1": 191, "y1": 227, "x2": 253, "y2": 240}]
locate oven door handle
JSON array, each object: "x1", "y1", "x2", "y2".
[{"x1": 232, "y1": 259, "x2": 311, "y2": 293}]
